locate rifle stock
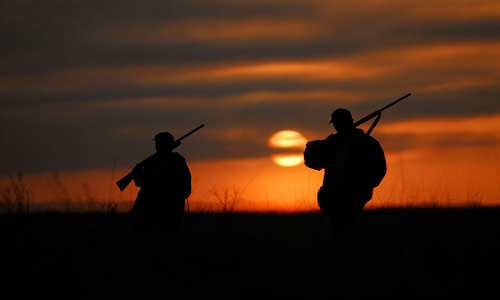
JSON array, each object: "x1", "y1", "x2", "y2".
[
  {"x1": 116, "y1": 171, "x2": 136, "y2": 192},
  {"x1": 116, "y1": 124, "x2": 204, "y2": 191}
]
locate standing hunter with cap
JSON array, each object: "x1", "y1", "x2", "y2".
[
  {"x1": 130, "y1": 132, "x2": 191, "y2": 234},
  {"x1": 305, "y1": 108, "x2": 386, "y2": 239}
]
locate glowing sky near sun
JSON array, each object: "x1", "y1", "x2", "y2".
[
  {"x1": 1, "y1": 0, "x2": 499, "y2": 211},
  {"x1": 269, "y1": 130, "x2": 306, "y2": 167}
]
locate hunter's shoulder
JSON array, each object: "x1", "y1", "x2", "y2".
[
  {"x1": 171, "y1": 152, "x2": 186, "y2": 160},
  {"x1": 352, "y1": 129, "x2": 382, "y2": 145},
  {"x1": 307, "y1": 134, "x2": 335, "y2": 146}
]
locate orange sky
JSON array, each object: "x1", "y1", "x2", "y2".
[
  {"x1": 4, "y1": 126, "x2": 499, "y2": 212},
  {"x1": 1, "y1": 0, "x2": 499, "y2": 212}
]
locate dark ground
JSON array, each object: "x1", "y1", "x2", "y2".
[{"x1": 2, "y1": 209, "x2": 500, "y2": 299}]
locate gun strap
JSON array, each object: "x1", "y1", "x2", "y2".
[{"x1": 366, "y1": 112, "x2": 381, "y2": 135}]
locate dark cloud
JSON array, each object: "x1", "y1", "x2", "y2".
[
  {"x1": 2, "y1": 0, "x2": 499, "y2": 75},
  {"x1": 1, "y1": 0, "x2": 499, "y2": 175}
]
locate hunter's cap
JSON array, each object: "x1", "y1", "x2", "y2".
[
  {"x1": 153, "y1": 132, "x2": 174, "y2": 143},
  {"x1": 329, "y1": 108, "x2": 353, "y2": 124}
]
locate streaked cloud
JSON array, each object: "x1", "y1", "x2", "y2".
[
  {"x1": 1, "y1": 0, "x2": 499, "y2": 176},
  {"x1": 96, "y1": 18, "x2": 324, "y2": 45},
  {"x1": 377, "y1": 114, "x2": 500, "y2": 135}
]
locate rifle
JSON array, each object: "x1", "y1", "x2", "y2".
[
  {"x1": 116, "y1": 124, "x2": 204, "y2": 191},
  {"x1": 354, "y1": 93, "x2": 411, "y2": 135},
  {"x1": 304, "y1": 93, "x2": 410, "y2": 170}
]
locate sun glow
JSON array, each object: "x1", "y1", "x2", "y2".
[
  {"x1": 272, "y1": 154, "x2": 304, "y2": 167},
  {"x1": 268, "y1": 130, "x2": 307, "y2": 167},
  {"x1": 269, "y1": 130, "x2": 307, "y2": 148}
]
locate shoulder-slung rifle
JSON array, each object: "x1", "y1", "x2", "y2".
[
  {"x1": 116, "y1": 124, "x2": 204, "y2": 191},
  {"x1": 354, "y1": 93, "x2": 411, "y2": 135},
  {"x1": 304, "y1": 93, "x2": 411, "y2": 170}
]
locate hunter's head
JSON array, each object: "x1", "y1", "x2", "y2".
[
  {"x1": 153, "y1": 132, "x2": 174, "y2": 153},
  {"x1": 330, "y1": 108, "x2": 354, "y2": 134}
]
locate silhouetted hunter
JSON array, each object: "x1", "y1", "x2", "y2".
[
  {"x1": 305, "y1": 109, "x2": 386, "y2": 238},
  {"x1": 116, "y1": 125, "x2": 203, "y2": 233},
  {"x1": 304, "y1": 94, "x2": 411, "y2": 238},
  {"x1": 129, "y1": 132, "x2": 192, "y2": 233}
]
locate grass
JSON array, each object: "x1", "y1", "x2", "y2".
[
  {"x1": 0, "y1": 172, "x2": 30, "y2": 213},
  {"x1": 1, "y1": 172, "x2": 125, "y2": 214},
  {"x1": 3, "y1": 172, "x2": 500, "y2": 298},
  {"x1": 207, "y1": 184, "x2": 242, "y2": 213},
  {"x1": 2, "y1": 208, "x2": 500, "y2": 299},
  {"x1": 2, "y1": 168, "x2": 498, "y2": 213}
]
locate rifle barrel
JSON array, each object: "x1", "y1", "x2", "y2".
[
  {"x1": 176, "y1": 124, "x2": 204, "y2": 142},
  {"x1": 379, "y1": 93, "x2": 411, "y2": 112},
  {"x1": 353, "y1": 93, "x2": 411, "y2": 127}
]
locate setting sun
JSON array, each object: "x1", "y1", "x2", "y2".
[
  {"x1": 2, "y1": 1, "x2": 500, "y2": 296},
  {"x1": 271, "y1": 154, "x2": 304, "y2": 167},
  {"x1": 269, "y1": 130, "x2": 307, "y2": 167},
  {"x1": 1, "y1": 0, "x2": 499, "y2": 214},
  {"x1": 269, "y1": 130, "x2": 307, "y2": 148}
]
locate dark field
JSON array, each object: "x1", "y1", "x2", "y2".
[{"x1": 2, "y1": 209, "x2": 500, "y2": 299}]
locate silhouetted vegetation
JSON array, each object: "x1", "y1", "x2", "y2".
[{"x1": 0, "y1": 172, "x2": 29, "y2": 213}]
